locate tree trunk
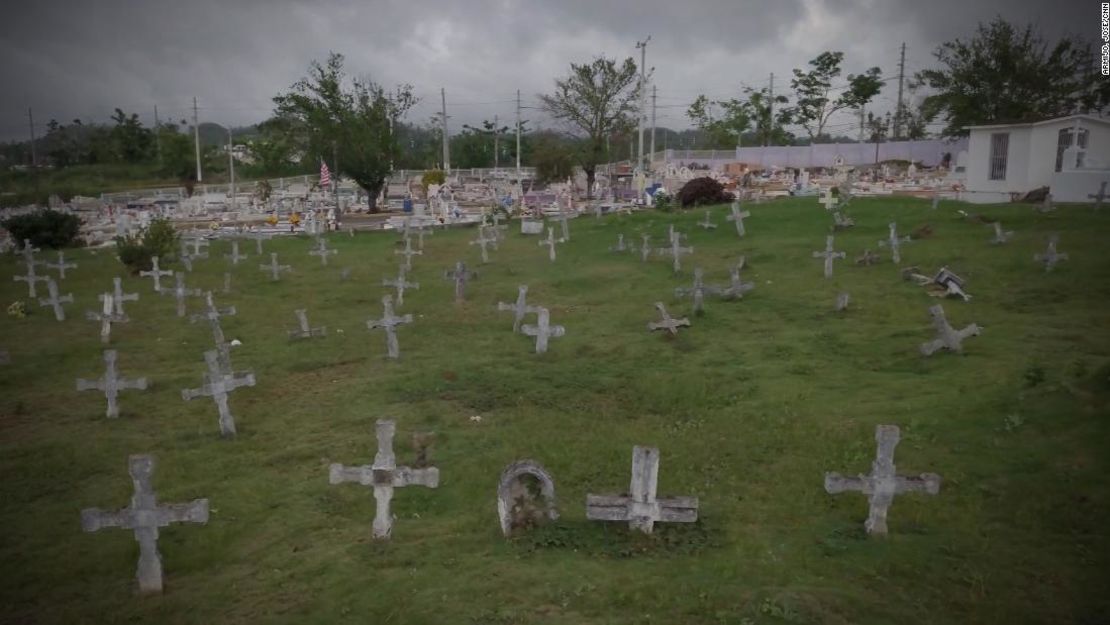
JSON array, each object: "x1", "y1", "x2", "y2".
[
  {"x1": 585, "y1": 166, "x2": 595, "y2": 200},
  {"x1": 362, "y1": 182, "x2": 383, "y2": 213}
]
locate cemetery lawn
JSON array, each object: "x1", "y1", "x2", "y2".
[{"x1": 2, "y1": 197, "x2": 1109, "y2": 625}]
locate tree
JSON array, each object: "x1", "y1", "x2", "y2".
[
  {"x1": 539, "y1": 56, "x2": 640, "y2": 199},
  {"x1": 530, "y1": 132, "x2": 577, "y2": 184},
  {"x1": 273, "y1": 52, "x2": 417, "y2": 212},
  {"x1": 915, "y1": 18, "x2": 1110, "y2": 137},
  {"x1": 109, "y1": 109, "x2": 153, "y2": 163},
  {"x1": 789, "y1": 52, "x2": 883, "y2": 141},
  {"x1": 686, "y1": 95, "x2": 750, "y2": 149},
  {"x1": 867, "y1": 111, "x2": 891, "y2": 164}
]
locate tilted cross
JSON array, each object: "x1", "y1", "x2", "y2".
[
  {"x1": 719, "y1": 260, "x2": 755, "y2": 300},
  {"x1": 76, "y1": 349, "x2": 148, "y2": 418},
  {"x1": 919, "y1": 304, "x2": 980, "y2": 356},
  {"x1": 140, "y1": 256, "x2": 173, "y2": 292},
  {"x1": 989, "y1": 222, "x2": 1013, "y2": 245},
  {"x1": 382, "y1": 266, "x2": 419, "y2": 306},
  {"x1": 309, "y1": 237, "x2": 338, "y2": 266},
  {"x1": 13, "y1": 260, "x2": 49, "y2": 298},
  {"x1": 538, "y1": 227, "x2": 563, "y2": 262},
  {"x1": 86, "y1": 294, "x2": 128, "y2": 344},
  {"x1": 80, "y1": 455, "x2": 209, "y2": 593},
  {"x1": 647, "y1": 302, "x2": 690, "y2": 336},
  {"x1": 586, "y1": 446, "x2": 698, "y2": 534},
  {"x1": 832, "y1": 211, "x2": 855, "y2": 230},
  {"x1": 189, "y1": 291, "x2": 236, "y2": 325},
  {"x1": 366, "y1": 294, "x2": 413, "y2": 359},
  {"x1": 38, "y1": 278, "x2": 73, "y2": 321},
  {"x1": 19, "y1": 238, "x2": 41, "y2": 266},
  {"x1": 819, "y1": 190, "x2": 839, "y2": 211},
  {"x1": 640, "y1": 234, "x2": 652, "y2": 262},
  {"x1": 855, "y1": 249, "x2": 880, "y2": 265},
  {"x1": 224, "y1": 240, "x2": 248, "y2": 266},
  {"x1": 45, "y1": 251, "x2": 77, "y2": 279},
  {"x1": 259, "y1": 252, "x2": 292, "y2": 281},
  {"x1": 674, "y1": 267, "x2": 722, "y2": 313},
  {"x1": 160, "y1": 273, "x2": 202, "y2": 317},
  {"x1": 726, "y1": 205, "x2": 751, "y2": 237},
  {"x1": 289, "y1": 308, "x2": 327, "y2": 339},
  {"x1": 812, "y1": 235, "x2": 846, "y2": 279},
  {"x1": 824, "y1": 424, "x2": 941, "y2": 536},
  {"x1": 877, "y1": 223, "x2": 911, "y2": 264},
  {"x1": 394, "y1": 236, "x2": 423, "y2": 270},
  {"x1": 329, "y1": 419, "x2": 440, "y2": 539},
  {"x1": 443, "y1": 261, "x2": 477, "y2": 302},
  {"x1": 98, "y1": 277, "x2": 139, "y2": 316},
  {"x1": 1088, "y1": 181, "x2": 1107, "y2": 210},
  {"x1": 521, "y1": 306, "x2": 565, "y2": 354},
  {"x1": 697, "y1": 210, "x2": 717, "y2": 230},
  {"x1": 181, "y1": 349, "x2": 256, "y2": 437},
  {"x1": 655, "y1": 236, "x2": 694, "y2": 273},
  {"x1": 1034, "y1": 234, "x2": 1069, "y2": 271},
  {"x1": 497, "y1": 284, "x2": 539, "y2": 334},
  {"x1": 469, "y1": 228, "x2": 498, "y2": 263}
]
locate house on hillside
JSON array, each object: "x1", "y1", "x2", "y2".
[{"x1": 963, "y1": 114, "x2": 1110, "y2": 204}]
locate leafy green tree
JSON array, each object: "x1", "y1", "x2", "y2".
[
  {"x1": 539, "y1": 56, "x2": 640, "y2": 198},
  {"x1": 687, "y1": 87, "x2": 792, "y2": 148},
  {"x1": 867, "y1": 111, "x2": 891, "y2": 163},
  {"x1": 789, "y1": 52, "x2": 883, "y2": 141},
  {"x1": 914, "y1": 18, "x2": 1110, "y2": 137},
  {"x1": 530, "y1": 131, "x2": 577, "y2": 184},
  {"x1": 109, "y1": 109, "x2": 153, "y2": 163},
  {"x1": 273, "y1": 52, "x2": 417, "y2": 212}
]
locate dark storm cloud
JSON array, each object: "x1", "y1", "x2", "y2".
[{"x1": 0, "y1": 0, "x2": 1095, "y2": 141}]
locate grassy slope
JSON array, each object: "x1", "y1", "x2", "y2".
[{"x1": 1, "y1": 197, "x2": 1108, "y2": 625}]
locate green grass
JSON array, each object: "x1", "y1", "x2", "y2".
[{"x1": 1, "y1": 197, "x2": 1109, "y2": 624}]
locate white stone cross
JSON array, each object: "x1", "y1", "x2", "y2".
[
  {"x1": 415, "y1": 227, "x2": 433, "y2": 251},
  {"x1": 328, "y1": 419, "x2": 440, "y2": 539},
  {"x1": 655, "y1": 236, "x2": 694, "y2": 273},
  {"x1": 819, "y1": 189, "x2": 839, "y2": 211},
  {"x1": 647, "y1": 302, "x2": 690, "y2": 336},
  {"x1": 989, "y1": 222, "x2": 1014, "y2": 245},
  {"x1": 80, "y1": 455, "x2": 209, "y2": 593},
  {"x1": 366, "y1": 294, "x2": 413, "y2": 359},
  {"x1": 140, "y1": 256, "x2": 173, "y2": 292},
  {"x1": 76, "y1": 349, "x2": 148, "y2": 418},
  {"x1": 726, "y1": 204, "x2": 751, "y2": 237},
  {"x1": 640, "y1": 234, "x2": 652, "y2": 262},
  {"x1": 289, "y1": 308, "x2": 327, "y2": 339},
  {"x1": 813, "y1": 235, "x2": 846, "y2": 279},
  {"x1": 586, "y1": 446, "x2": 698, "y2": 534},
  {"x1": 521, "y1": 306, "x2": 565, "y2": 354},
  {"x1": 186, "y1": 236, "x2": 210, "y2": 257},
  {"x1": 832, "y1": 211, "x2": 855, "y2": 230},
  {"x1": 45, "y1": 251, "x2": 77, "y2": 279},
  {"x1": 609, "y1": 234, "x2": 633, "y2": 253},
  {"x1": 497, "y1": 285, "x2": 539, "y2": 333},
  {"x1": 382, "y1": 266, "x2": 419, "y2": 306},
  {"x1": 309, "y1": 237, "x2": 338, "y2": 266},
  {"x1": 13, "y1": 260, "x2": 49, "y2": 298},
  {"x1": 223, "y1": 272, "x2": 232, "y2": 294},
  {"x1": 555, "y1": 214, "x2": 571, "y2": 242},
  {"x1": 824, "y1": 424, "x2": 941, "y2": 536},
  {"x1": 160, "y1": 273, "x2": 202, "y2": 317},
  {"x1": 1088, "y1": 181, "x2": 1108, "y2": 210},
  {"x1": 86, "y1": 294, "x2": 128, "y2": 344},
  {"x1": 877, "y1": 223, "x2": 911, "y2": 264},
  {"x1": 674, "y1": 267, "x2": 722, "y2": 313},
  {"x1": 98, "y1": 277, "x2": 139, "y2": 316},
  {"x1": 443, "y1": 261, "x2": 477, "y2": 302},
  {"x1": 697, "y1": 210, "x2": 717, "y2": 230},
  {"x1": 181, "y1": 349, "x2": 256, "y2": 437},
  {"x1": 719, "y1": 258, "x2": 755, "y2": 300},
  {"x1": 836, "y1": 292, "x2": 851, "y2": 311},
  {"x1": 224, "y1": 240, "x2": 248, "y2": 266},
  {"x1": 919, "y1": 304, "x2": 980, "y2": 356},
  {"x1": 1034, "y1": 234, "x2": 1069, "y2": 271},
  {"x1": 469, "y1": 228, "x2": 498, "y2": 264},
  {"x1": 539, "y1": 227, "x2": 563, "y2": 262},
  {"x1": 38, "y1": 278, "x2": 73, "y2": 321},
  {"x1": 259, "y1": 252, "x2": 292, "y2": 281},
  {"x1": 394, "y1": 236, "x2": 423, "y2": 271},
  {"x1": 189, "y1": 291, "x2": 236, "y2": 325},
  {"x1": 245, "y1": 231, "x2": 271, "y2": 255},
  {"x1": 931, "y1": 185, "x2": 941, "y2": 210},
  {"x1": 19, "y1": 238, "x2": 41, "y2": 267}
]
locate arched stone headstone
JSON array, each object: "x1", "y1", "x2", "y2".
[{"x1": 497, "y1": 460, "x2": 558, "y2": 537}]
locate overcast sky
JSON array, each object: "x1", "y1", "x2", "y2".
[{"x1": 0, "y1": 0, "x2": 1095, "y2": 142}]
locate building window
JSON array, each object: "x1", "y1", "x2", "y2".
[
  {"x1": 1056, "y1": 127, "x2": 1089, "y2": 171},
  {"x1": 989, "y1": 133, "x2": 1009, "y2": 181}
]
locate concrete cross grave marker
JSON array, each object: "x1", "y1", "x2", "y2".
[
  {"x1": 931, "y1": 185, "x2": 941, "y2": 210},
  {"x1": 366, "y1": 295, "x2": 413, "y2": 359},
  {"x1": 99, "y1": 277, "x2": 139, "y2": 316},
  {"x1": 288, "y1": 309, "x2": 327, "y2": 339},
  {"x1": 20, "y1": 238, "x2": 41, "y2": 266},
  {"x1": 13, "y1": 260, "x2": 49, "y2": 298},
  {"x1": 674, "y1": 267, "x2": 722, "y2": 313},
  {"x1": 382, "y1": 266, "x2": 419, "y2": 306},
  {"x1": 824, "y1": 424, "x2": 941, "y2": 536},
  {"x1": 1088, "y1": 181, "x2": 1108, "y2": 210},
  {"x1": 140, "y1": 256, "x2": 173, "y2": 292},
  {"x1": 856, "y1": 249, "x2": 880, "y2": 265},
  {"x1": 80, "y1": 455, "x2": 209, "y2": 593},
  {"x1": 726, "y1": 204, "x2": 751, "y2": 237},
  {"x1": 585, "y1": 446, "x2": 698, "y2": 534},
  {"x1": 246, "y1": 232, "x2": 271, "y2": 255},
  {"x1": 521, "y1": 307, "x2": 565, "y2": 354},
  {"x1": 259, "y1": 253, "x2": 292, "y2": 281},
  {"x1": 328, "y1": 419, "x2": 440, "y2": 539},
  {"x1": 443, "y1": 261, "x2": 477, "y2": 303},
  {"x1": 394, "y1": 236, "x2": 422, "y2": 271},
  {"x1": 497, "y1": 460, "x2": 559, "y2": 537},
  {"x1": 469, "y1": 228, "x2": 498, "y2": 264},
  {"x1": 161, "y1": 273, "x2": 202, "y2": 317},
  {"x1": 189, "y1": 291, "x2": 236, "y2": 325},
  {"x1": 86, "y1": 294, "x2": 129, "y2": 344},
  {"x1": 832, "y1": 211, "x2": 855, "y2": 230},
  {"x1": 497, "y1": 284, "x2": 539, "y2": 333},
  {"x1": 38, "y1": 278, "x2": 73, "y2": 321},
  {"x1": 655, "y1": 236, "x2": 693, "y2": 273},
  {"x1": 640, "y1": 234, "x2": 652, "y2": 262},
  {"x1": 933, "y1": 267, "x2": 971, "y2": 301},
  {"x1": 813, "y1": 235, "x2": 846, "y2": 278},
  {"x1": 309, "y1": 237, "x2": 337, "y2": 266},
  {"x1": 223, "y1": 272, "x2": 232, "y2": 294},
  {"x1": 224, "y1": 240, "x2": 248, "y2": 266},
  {"x1": 415, "y1": 227, "x2": 432, "y2": 251},
  {"x1": 181, "y1": 349, "x2": 256, "y2": 437},
  {"x1": 877, "y1": 223, "x2": 911, "y2": 264},
  {"x1": 697, "y1": 210, "x2": 717, "y2": 230},
  {"x1": 179, "y1": 252, "x2": 193, "y2": 273},
  {"x1": 555, "y1": 214, "x2": 571, "y2": 242},
  {"x1": 836, "y1": 292, "x2": 851, "y2": 311},
  {"x1": 989, "y1": 222, "x2": 1013, "y2": 245},
  {"x1": 1034, "y1": 234, "x2": 1069, "y2": 271},
  {"x1": 609, "y1": 234, "x2": 634, "y2": 253},
  {"x1": 340, "y1": 267, "x2": 353, "y2": 281},
  {"x1": 76, "y1": 349, "x2": 148, "y2": 418},
  {"x1": 539, "y1": 227, "x2": 563, "y2": 262},
  {"x1": 647, "y1": 302, "x2": 690, "y2": 336},
  {"x1": 1036, "y1": 192, "x2": 1055, "y2": 213},
  {"x1": 919, "y1": 304, "x2": 980, "y2": 356},
  {"x1": 819, "y1": 189, "x2": 839, "y2": 211},
  {"x1": 718, "y1": 259, "x2": 755, "y2": 300},
  {"x1": 45, "y1": 251, "x2": 77, "y2": 279},
  {"x1": 186, "y1": 237, "x2": 210, "y2": 258}
]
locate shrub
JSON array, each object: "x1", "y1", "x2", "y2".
[
  {"x1": 115, "y1": 218, "x2": 179, "y2": 274},
  {"x1": 676, "y1": 177, "x2": 734, "y2": 208},
  {"x1": 1, "y1": 210, "x2": 82, "y2": 249},
  {"x1": 654, "y1": 191, "x2": 673, "y2": 212},
  {"x1": 422, "y1": 169, "x2": 446, "y2": 192}
]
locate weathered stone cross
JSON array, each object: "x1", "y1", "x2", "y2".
[
  {"x1": 140, "y1": 256, "x2": 173, "y2": 292},
  {"x1": 19, "y1": 238, "x2": 41, "y2": 266},
  {"x1": 521, "y1": 307, "x2": 565, "y2": 354},
  {"x1": 819, "y1": 189, "x2": 839, "y2": 211},
  {"x1": 697, "y1": 210, "x2": 717, "y2": 230},
  {"x1": 919, "y1": 304, "x2": 980, "y2": 356},
  {"x1": 394, "y1": 236, "x2": 423, "y2": 271},
  {"x1": 309, "y1": 237, "x2": 338, "y2": 266},
  {"x1": 224, "y1": 240, "x2": 248, "y2": 266},
  {"x1": 77, "y1": 349, "x2": 148, "y2": 418},
  {"x1": 640, "y1": 234, "x2": 652, "y2": 262},
  {"x1": 190, "y1": 291, "x2": 236, "y2": 325},
  {"x1": 469, "y1": 228, "x2": 498, "y2": 263},
  {"x1": 86, "y1": 294, "x2": 128, "y2": 344},
  {"x1": 586, "y1": 446, "x2": 698, "y2": 534},
  {"x1": 832, "y1": 211, "x2": 855, "y2": 230},
  {"x1": 38, "y1": 278, "x2": 73, "y2": 321},
  {"x1": 647, "y1": 302, "x2": 690, "y2": 336},
  {"x1": 1036, "y1": 192, "x2": 1055, "y2": 213},
  {"x1": 160, "y1": 273, "x2": 202, "y2": 317},
  {"x1": 99, "y1": 277, "x2": 139, "y2": 315},
  {"x1": 366, "y1": 294, "x2": 413, "y2": 359},
  {"x1": 555, "y1": 214, "x2": 571, "y2": 242},
  {"x1": 246, "y1": 231, "x2": 271, "y2": 255},
  {"x1": 726, "y1": 204, "x2": 751, "y2": 237},
  {"x1": 13, "y1": 260, "x2": 49, "y2": 298},
  {"x1": 1034, "y1": 234, "x2": 1069, "y2": 271},
  {"x1": 443, "y1": 261, "x2": 477, "y2": 302},
  {"x1": 989, "y1": 222, "x2": 1014, "y2": 245},
  {"x1": 655, "y1": 236, "x2": 694, "y2": 273},
  {"x1": 538, "y1": 227, "x2": 563, "y2": 262},
  {"x1": 719, "y1": 259, "x2": 755, "y2": 300},
  {"x1": 813, "y1": 235, "x2": 846, "y2": 279},
  {"x1": 181, "y1": 349, "x2": 256, "y2": 437},
  {"x1": 186, "y1": 236, "x2": 210, "y2": 257},
  {"x1": 497, "y1": 285, "x2": 539, "y2": 333},
  {"x1": 824, "y1": 424, "x2": 941, "y2": 536},
  {"x1": 80, "y1": 454, "x2": 209, "y2": 593},
  {"x1": 609, "y1": 234, "x2": 633, "y2": 253},
  {"x1": 382, "y1": 266, "x2": 419, "y2": 306},
  {"x1": 877, "y1": 222, "x2": 911, "y2": 264},
  {"x1": 289, "y1": 309, "x2": 327, "y2": 339},
  {"x1": 931, "y1": 185, "x2": 941, "y2": 210},
  {"x1": 1088, "y1": 181, "x2": 1108, "y2": 210},
  {"x1": 45, "y1": 251, "x2": 77, "y2": 279},
  {"x1": 329, "y1": 419, "x2": 440, "y2": 539},
  {"x1": 259, "y1": 252, "x2": 292, "y2": 281},
  {"x1": 674, "y1": 267, "x2": 722, "y2": 313}
]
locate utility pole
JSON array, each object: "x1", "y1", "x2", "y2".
[
  {"x1": 515, "y1": 89, "x2": 522, "y2": 178},
  {"x1": 27, "y1": 107, "x2": 36, "y2": 168},
  {"x1": 768, "y1": 72, "x2": 774, "y2": 146},
  {"x1": 894, "y1": 42, "x2": 906, "y2": 140},
  {"x1": 227, "y1": 128, "x2": 235, "y2": 209},
  {"x1": 635, "y1": 36, "x2": 650, "y2": 177},
  {"x1": 650, "y1": 83, "x2": 657, "y2": 171},
  {"x1": 493, "y1": 114, "x2": 499, "y2": 170},
  {"x1": 440, "y1": 88, "x2": 450, "y2": 173},
  {"x1": 193, "y1": 97, "x2": 202, "y2": 182},
  {"x1": 154, "y1": 105, "x2": 162, "y2": 167}
]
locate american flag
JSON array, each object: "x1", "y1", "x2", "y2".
[{"x1": 319, "y1": 160, "x2": 331, "y2": 188}]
